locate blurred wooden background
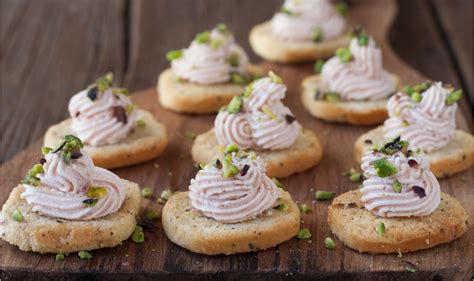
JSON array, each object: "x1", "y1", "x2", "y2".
[{"x1": 0, "y1": 0, "x2": 472, "y2": 163}]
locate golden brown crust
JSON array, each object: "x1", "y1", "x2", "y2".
[
  {"x1": 301, "y1": 75, "x2": 400, "y2": 125},
  {"x1": 0, "y1": 180, "x2": 141, "y2": 254},
  {"x1": 328, "y1": 190, "x2": 469, "y2": 254},
  {"x1": 162, "y1": 191, "x2": 300, "y2": 255},
  {"x1": 44, "y1": 109, "x2": 168, "y2": 169},
  {"x1": 354, "y1": 126, "x2": 474, "y2": 178},
  {"x1": 157, "y1": 65, "x2": 264, "y2": 114},
  {"x1": 191, "y1": 129, "x2": 323, "y2": 178},
  {"x1": 249, "y1": 21, "x2": 351, "y2": 63}
]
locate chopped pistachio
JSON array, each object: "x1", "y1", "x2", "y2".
[
  {"x1": 166, "y1": 49, "x2": 183, "y2": 61},
  {"x1": 78, "y1": 251, "x2": 93, "y2": 260},
  {"x1": 131, "y1": 225, "x2": 145, "y2": 243},
  {"x1": 136, "y1": 119, "x2": 146, "y2": 128},
  {"x1": 272, "y1": 177, "x2": 283, "y2": 189},
  {"x1": 112, "y1": 88, "x2": 129, "y2": 95},
  {"x1": 392, "y1": 179, "x2": 402, "y2": 193},
  {"x1": 55, "y1": 253, "x2": 65, "y2": 261},
  {"x1": 227, "y1": 54, "x2": 240, "y2": 67},
  {"x1": 185, "y1": 130, "x2": 196, "y2": 140},
  {"x1": 314, "y1": 59, "x2": 325, "y2": 74},
  {"x1": 96, "y1": 73, "x2": 114, "y2": 92},
  {"x1": 343, "y1": 168, "x2": 361, "y2": 182},
  {"x1": 227, "y1": 95, "x2": 243, "y2": 114},
  {"x1": 300, "y1": 204, "x2": 311, "y2": 214},
  {"x1": 336, "y1": 48, "x2": 352, "y2": 63},
  {"x1": 222, "y1": 159, "x2": 240, "y2": 178},
  {"x1": 358, "y1": 33, "x2": 369, "y2": 46},
  {"x1": 324, "y1": 237, "x2": 336, "y2": 249},
  {"x1": 224, "y1": 144, "x2": 239, "y2": 154},
  {"x1": 12, "y1": 209, "x2": 23, "y2": 222},
  {"x1": 280, "y1": 7, "x2": 294, "y2": 15},
  {"x1": 41, "y1": 146, "x2": 52, "y2": 155},
  {"x1": 404, "y1": 86, "x2": 415, "y2": 96},
  {"x1": 372, "y1": 158, "x2": 398, "y2": 177},
  {"x1": 335, "y1": 2, "x2": 348, "y2": 17},
  {"x1": 311, "y1": 27, "x2": 324, "y2": 43},
  {"x1": 195, "y1": 31, "x2": 210, "y2": 44},
  {"x1": 126, "y1": 104, "x2": 135, "y2": 113},
  {"x1": 411, "y1": 92, "x2": 422, "y2": 102},
  {"x1": 210, "y1": 39, "x2": 222, "y2": 50},
  {"x1": 160, "y1": 190, "x2": 173, "y2": 201},
  {"x1": 277, "y1": 203, "x2": 289, "y2": 212},
  {"x1": 140, "y1": 187, "x2": 152, "y2": 198},
  {"x1": 315, "y1": 191, "x2": 334, "y2": 200},
  {"x1": 401, "y1": 120, "x2": 409, "y2": 127},
  {"x1": 413, "y1": 81, "x2": 431, "y2": 93},
  {"x1": 21, "y1": 163, "x2": 45, "y2": 186},
  {"x1": 242, "y1": 83, "x2": 253, "y2": 97},
  {"x1": 297, "y1": 228, "x2": 312, "y2": 239},
  {"x1": 230, "y1": 73, "x2": 247, "y2": 85},
  {"x1": 86, "y1": 186, "x2": 107, "y2": 199},
  {"x1": 146, "y1": 210, "x2": 159, "y2": 220},
  {"x1": 446, "y1": 89, "x2": 463, "y2": 105},
  {"x1": 261, "y1": 106, "x2": 277, "y2": 120},
  {"x1": 323, "y1": 92, "x2": 341, "y2": 102},
  {"x1": 376, "y1": 221, "x2": 385, "y2": 236},
  {"x1": 216, "y1": 23, "x2": 229, "y2": 34},
  {"x1": 268, "y1": 71, "x2": 283, "y2": 84}
]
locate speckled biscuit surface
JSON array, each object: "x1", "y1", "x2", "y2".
[
  {"x1": 162, "y1": 191, "x2": 300, "y2": 255},
  {"x1": 328, "y1": 190, "x2": 469, "y2": 254},
  {"x1": 0, "y1": 180, "x2": 141, "y2": 254},
  {"x1": 191, "y1": 129, "x2": 323, "y2": 178},
  {"x1": 301, "y1": 75, "x2": 400, "y2": 125},
  {"x1": 354, "y1": 126, "x2": 474, "y2": 178},
  {"x1": 249, "y1": 21, "x2": 351, "y2": 63},
  {"x1": 44, "y1": 109, "x2": 168, "y2": 169}
]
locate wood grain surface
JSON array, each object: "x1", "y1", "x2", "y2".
[{"x1": 0, "y1": 0, "x2": 473, "y2": 280}]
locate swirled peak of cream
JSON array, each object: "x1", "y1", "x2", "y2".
[
  {"x1": 69, "y1": 87, "x2": 138, "y2": 146},
  {"x1": 21, "y1": 146, "x2": 126, "y2": 220},
  {"x1": 189, "y1": 152, "x2": 280, "y2": 223},
  {"x1": 171, "y1": 25, "x2": 249, "y2": 85},
  {"x1": 272, "y1": 0, "x2": 345, "y2": 41},
  {"x1": 321, "y1": 37, "x2": 396, "y2": 101},
  {"x1": 360, "y1": 139, "x2": 440, "y2": 217},
  {"x1": 214, "y1": 76, "x2": 300, "y2": 150},
  {"x1": 384, "y1": 82, "x2": 457, "y2": 152}
]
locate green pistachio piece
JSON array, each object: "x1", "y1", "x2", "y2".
[
  {"x1": 166, "y1": 49, "x2": 183, "y2": 61},
  {"x1": 277, "y1": 203, "x2": 289, "y2": 212},
  {"x1": 300, "y1": 203, "x2": 311, "y2": 213},
  {"x1": 323, "y1": 92, "x2": 341, "y2": 102},
  {"x1": 55, "y1": 253, "x2": 65, "y2": 261},
  {"x1": 12, "y1": 209, "x2": 23, "y2": 222},
  {"x1": 230, "y1": 73, "x2": 247, "y2": 85},
  {"x1": 372, "y1": 158, "x2": 398, "y2": 178},
  {"x1": 226, "y1": 95, "x2": 243, "y2": 114},
  {"x1": 413, "y1": 81, "x2": 431, "y2": 93},
  {"x1": 96, "y1": 73, "x2": 114, "y2": 92},
  {"x1": 262, "y1": 106, "x2": 277, "y2": 120},
  {"x1": 131, "y1": 225, "x2": 145, "y2": 243},
  {"x1": 216, "y1": 23, "x2": 229, "y2": 34},
  {"x1": 411, "y1": 92, "x2": 422, "y2": 102},
  {"x1": 210, "y1": 39, "x2": 222, "y2": 50},
  {"x1": 41, "y1": 147, "x2": 52, "y2": 155},
  {"x1": 268, "y1": 71, "x2": 283, "y2": 84},
  {"x1": 227, "y1": 54, "x2": 240, "y2": 67},
  {"x1": 314, "y1": 59, "x2": 325, "y2": 74},
  {"x1": 324, "y1": 237, "x2": 336, "y2": 249},
  {"x1": 224, "y1": 144, "x2": 239, "y2": 154},
  {"x1": 195, "y1": 31, "x2": 210, "y2": 44},
  {"x1": 141, "y1": 187, "x2": 152, "y2": 198},
  {"x1": 222, "y1": 159, "x2": 239, "y2": 178},
  {"x1": 376, "y1": 221, "x2": 385, "y2": 236},
  {"x1": 78, "y1": 251, "x2": 93, "y2": 260},
  {"x1": 125, "y1": 104, "x2": 135, "y2": 113},
  {"x1": 446, "y1": 89, "x2": 463, "y2": 105},
  {"x1": 146, "y1": 210, "x2": 159, "y2": 220},
  {"x1": 86, "y1": 186, "x2": 107, "y2": 199},
  {"x1": 336, "y1": 48, "x2": 352, "y2": 63},
  {"x1": 112, "y1": 88, "x2": 129, "y2": 95},
  {"x1": 160, "y1": 190, "x2": 173, "y2": 201},
  {"x1": 392, "y1": 179, "x2": 402, "y2": 193},
  {"x1": 242, "y1": 83, "x2": 253, "y2": 97},
  {"x1": 297, "y1": 228, "x2": 312, "y2": 239},
  {"x1": 272, "y1": 177, "x2": 283, "y2": 189},
  {"x1": 185, "y1": 130, "x2": 196, "y2": 140},
  {"x1": 404, "y1": 86, "x2": 415, "y2": 96},
  {"x1": 311, "y1": 27, "x2": 324, "y2": 43},
  {"x1": 315, "y1": 191, "x2": 335, "y2": 200},
  {"x1": 335, "y1": 2, "x2": 348, "y2": 17},
  {"x1": 358, "y1": 33, "x2": 369, "y2": 46},
  {"x1": 280, "y1": 7, "x2": 294, "y2": 15},
  {"x1": 136, "y1": 119, "x2": 146, "y2": 128}
]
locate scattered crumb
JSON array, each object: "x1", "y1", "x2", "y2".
[{"x1": 154, "y1": 163, "x2": 160, "y2": 169}]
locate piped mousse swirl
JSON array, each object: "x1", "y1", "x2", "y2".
[
  {"x1": 384, "y1": 82, "x2": 460, "y2": 153},
  {"x1": 68, "y1": 73, "x2": 138, "y2": 146},
  {"x1": 189, "y1": 146, "x2": 280, "y2": 223},
  {"x1": 20, "y1": 135, "x2": 126, "y2": 220},
  {"x1": 169, "y1": 24, "x2": 249, "y2": 85},
  {"x1": 214, "y1": 72, "x2": 300, "y2": 150},
  {"x1": 272, "y1": 0, "x2": 346, "y2": 41},
  {"x1": 320, "y1": 31, "x2": 396, "y2": 101},
  {"x1": 360, "y1": 137, "x2": 441, "y2": 217}
]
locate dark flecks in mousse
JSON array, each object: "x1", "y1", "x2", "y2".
[
  {"x1": 407, "y1": 159, "x2": 418, "y2": 168},
  {"x1": 70, "y1": 150, "x2": 83, "y2": 159},
  {"x1": 39, "y1": 158, "x2": 46, "y2": 165},
  {"x1": 364, "y1": 139, "x2": 373, "y2": 144},
  {"x1": 314, "y1": 90, "x2": 322, "y2": 100},
  {"x1": 112, "y1": 106, "x2": 128, "y2": 124},
  {"x1": 412, "y1": 186, "x2": 426, "y2": 198},
  {"x1": 285, "y1": 114, "x2": 296, "y2": 124},
  {"x1": 240, "y1": 164, "x2": 250, "y2": 176},
  {"x1": 87, "y1": 87, "x2": 98, "y2": 101}
]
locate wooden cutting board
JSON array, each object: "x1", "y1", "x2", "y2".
[{"x1": 0, "y1": 1, "x2": 472, "y2": 280}]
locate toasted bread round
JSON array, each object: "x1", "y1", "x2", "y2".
[
  {"x1": 162, "y1": 191, "x2": 300, "y2": 255},
  {"x1": 328, "y1": 190, "x2": 469, "y2": 254},
  {"x1": 249, "y1": 21, "x2": 350, "y2": 63},
  {"x1": 191, "y1": 129, "x2": 323, "y2": 178},
  {"x1": 354, "y1": 126, "x2": 474, "y2": 178},
  {"x1": 157, "y1": 65, "x2": 263, "y2": 114},
  {"x1": 44, "y1": 109, "x2": 168, "y2": 169},
  {"x1": 301, "y1": 75, "x2": 400, "y2": 125},
  {"x1": 0, "y1": 180, "x2": 141, "y2": 254}
]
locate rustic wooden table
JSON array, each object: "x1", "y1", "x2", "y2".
[{"x1": 0, "y1": 0, "x2": 472, "y2": 280}]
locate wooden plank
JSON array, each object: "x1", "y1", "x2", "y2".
[
  {"x1": 0, "y1": 0, "x2": 127, "y2": 163},
  {"x1": 0, "y1": 1, "x2": 472, "y2": 279}
]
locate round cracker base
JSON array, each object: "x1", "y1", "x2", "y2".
[
  {"x1": 328, "y1": 190, "x2": 469, "y2": 254},
  {"x1": 162, "y1": 191, "x2": 300, "y2": 255},
  {"x1": 44, "y1": 109, "x2": 168, "y2": 169},
  {"x1": 0, "y1": 180, "x2": 141, "y2": 254},
  {"x1": 191, "y1": 129, "x2": 323, "y2": 178}
]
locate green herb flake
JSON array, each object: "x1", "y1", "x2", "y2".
[
  {"x1": 315, "y1": 191, "x2": 335, "y2": 201},
  {"x1": 231, "y1": 73, "x2": 247, "y2": 85},
  {"x1": 335, "y1": 2, "x2": 348, "y2": 17},
  {"x1": 314, "y1": 59, "x2": 325, "y2": 74},
  {"x1": 86, "y1": 186, "x2": 107, "y2": 199},
  {"x1": 268, "y1": 71, "x2": 283, "y2": 84},
  {"x1": 146, "y1": 210, "x2": 159, "y2": 220},
  {"x1": 78, "y1": 251, "x2": 93, "y2": 260},
  {"x1": 272, "y1": 177, "x2": 283, "y2": 189},
  {"x1": 324, "y1": 237, "x2": 336, "y2": 249},
  {"x1": 12, "y1": 209, "x2": 23, "y2": 222},
  {"x1": 297, "y1": 228, "x2": 312, "y2": 239},
  {"x1": 195, "y1": 31, "x2": 211, "y2": 44},
  {"x1": 375, "y1": 221, "x2": 385, "y2": 236},
  {"x1": 372, "y1": 158, "x2": 398, "y2": 178},
  {"x1": 336, "y1": 48, "x2": 352, "y2": 63},
  {"x1": 300, "y1": 203, "x2": 311, "y2": 213},
  {"x1": 136, "y1": 119, "x2": 146, "y2": 128},
  {"x1": 55, "y1": 253, "x2": 65, "y2": 261},
  {"x1": 226, "y1": 95, "x2": 243, "y2": 114},
  {"x1": 185, "y1": 130, "x2": 196, "y2": 140},
  {"x1": 227, "y1": 54, "x2": 240, "y2": 67},
  {"x1": 311, "y1": 27, "x2": 324, "y2": 43},
  {"x1": 141, "y1": 187, "x2": 152, "y2": 199},
  {"x1": 166, "y1": 49, "x2": 183, "y2": 61},
  {"x1": 41, "y1": 147, "x2": 52, "y2": 155},
  {"x1": 446, "y1": 89, "x2": 463, "y2": 105},
  {"x1": 392, "y1": 179, "x2": 402, "y2": 193}
]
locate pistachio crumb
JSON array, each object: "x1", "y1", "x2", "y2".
[
  {"x1": 324, "y1": 237, "x2": 336, "y2": 249},
  {"x1": 146, "y1": 210, "x2": 159, "y2": 220},
  {"x1": 297, "y1": 228, "x2": 312, "y2": 239},
  {"x1": 12, "y1": 209, "x2": 23, "y2": 222},
  {"x1": 185, "y1": 130, "x2": 196, "y2": 140},
  {"x1": 277, "y1": 203, "x2": 289, "y2": 212},
  {"x1": 131, "y1": 225, "x2": 145, "y2": 243},
  {"x1": 78, "y1": 251, "x2": 93, "y2": 260},
  {"x1": 136, "y1": 119, "x2": 146, "y2": 128},
  {"x1": 300, "y1": 204, "x2": 311, "y2": 214},
  {"x1": 268, "y1": 71, "x2": 283, "y2": 84},
  {"x1": 160, "y1": 190, "x2": 173, "y2": 201},
  {"x1": 376, "y1": 221, "x2": 385, "y2": 236},
  {"x1": 272, "y1": 177, "x2": 283, "y2": 189},
  {"x1": 55, "y1": 253, "x2": 65, "y2": 261},
  {"x1": 141, "y1": 187, "x2": 152, "y2": 199},
  {"x1": 314, "y1": 59, "x2": 325, "y2": 74},
  {"x1": 166, "y1": 49, "x2": 183, "y2": 61},
  {"x1": 314, "y1": 191, "x2": 334, "y2": 201},
  {"x1": 336, "y1": 48, "x2": 352, "y2": 63}
]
